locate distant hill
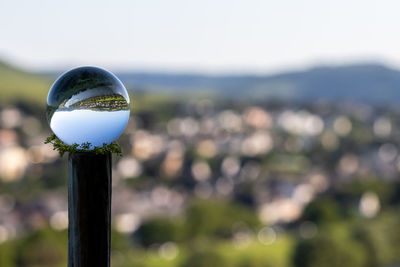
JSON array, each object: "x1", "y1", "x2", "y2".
[
  {"x1": 117, "y1": 64, "x2": 400, "y2": 105},
  {"x1": 0, "y1": 61, "x2": 50, "y2": 105},
  {"x1": 5, "y1": 61, "x2": 400, "y2": 105}
]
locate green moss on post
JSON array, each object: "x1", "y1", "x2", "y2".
[{"x1": 44, "y1": 134, "x2": 122, "y2": 157}]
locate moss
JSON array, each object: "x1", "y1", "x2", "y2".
[{"x1": 44, "y1": 134, "x2": 122, "y2": 157}]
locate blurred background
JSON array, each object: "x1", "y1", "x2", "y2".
[{"x1": 1, "y1": 0, "x2": 400, "y2": 266}]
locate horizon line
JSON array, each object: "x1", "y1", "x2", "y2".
[{"x1": 1, "y1": 56, "x2": 399, "y2": 76}]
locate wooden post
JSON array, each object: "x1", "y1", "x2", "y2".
[{"x1": 68, "y1": 152, "x2": 111, "y2": 267}]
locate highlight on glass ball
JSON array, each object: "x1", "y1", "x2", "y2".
[{"x1": 46, "y1": 66, "x2": 130, "y2": 148}]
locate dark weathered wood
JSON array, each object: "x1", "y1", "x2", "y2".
[{"x1": 68, "y1": 152, "x2": 111, "y2": 267}]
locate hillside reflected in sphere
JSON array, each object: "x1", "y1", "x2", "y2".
[{"x1": 46, "y1": 66, "x2": 130, "y2": 147}]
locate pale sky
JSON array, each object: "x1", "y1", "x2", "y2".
[{"x1": 1, "y1": 0, "x2": 400, "y2": 73}]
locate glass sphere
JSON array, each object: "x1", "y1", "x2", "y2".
[{"x1": 47, "y1": 66, "x2": 130, "y2": 148}]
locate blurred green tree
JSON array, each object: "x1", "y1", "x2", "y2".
[
  {"x1": 293, "y1": 225, "x2": 367, "y2": 267},
  {"x1": 16, "y1": 227, "x2": 67, "y2": 267},
  {"x1": 0, "y1": 240, "x2": 17, "y2": 267},
  {"x1": 238, "y1": 256, "x2": 273, "y2": 267},
  {"x1": 185, "y1": 200, "x2": 260, "y2": 240},
  {"x1": 300, "y1": 197, "x2": 341, "y2": 225},
  {"x1": 181, "y1": 250, "x2": 228, "y2": 267},
  {"x1": 136, "y1": 200, "x2": 261, "y2": 246},
  {"x1": 136, "y1": 217, "x2": 184, "y2": 246}
]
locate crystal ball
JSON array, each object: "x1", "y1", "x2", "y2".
[{"x1": 46, "y1": 66, "x2": 130, "y2": 147}]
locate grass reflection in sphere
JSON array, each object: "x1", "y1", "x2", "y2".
[{"x1": 46, "y1": 66, "x2": 130, "y2": 148}]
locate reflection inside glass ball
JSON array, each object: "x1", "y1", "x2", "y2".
[{"x1": 46, "y1": 66, "x2": 130, "y2": 148}]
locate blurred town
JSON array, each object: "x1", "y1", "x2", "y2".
[
  {"x1": 3, "y1": 0, "x2": 400, "y2": 265},
  {"x1": 1, "y1": 92, "x2": 400, "y2": 266}
]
